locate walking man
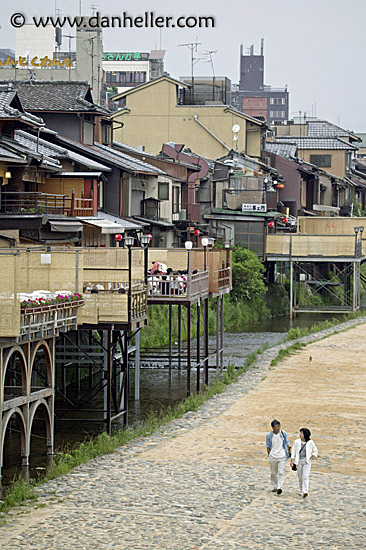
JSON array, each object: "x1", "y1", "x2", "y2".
[{"x1": 266, "y1": 419, "x2": 290, "y2": 495}]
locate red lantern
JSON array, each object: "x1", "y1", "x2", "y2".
[
  {"x1": 268, "y1": 221, "x2": 275, "y2": 228},
  {"x1": 146, "y1": 233, "x2": 152, "y2": 240},
  {"x1": 194, "y1": 229, "x2": 200, "y2": 236},
  {"x1": 114, "y1": 234, "x2": 123, "y2": 241},
  {"x1": 282, "y1": 217, "x2": 287, "y2": 223}
]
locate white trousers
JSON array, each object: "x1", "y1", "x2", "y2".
[
  {"x1": 298, "y1": 458, "x2": 311, "y2": 493},
  {"x1": 269, "y1": 456, "x2": 287, "y2": 489}
]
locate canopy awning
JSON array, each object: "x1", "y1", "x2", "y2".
[
  {"x1": 133, "y1": 216, "x2": 174, "y2": 228},
  {"x1": 49, "y1": 220, "x2": 83, "y2": 232},
  {"x1": 79, "y1": 218, "x2": 126, "y2": 234}
]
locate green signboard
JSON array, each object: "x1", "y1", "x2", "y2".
[{"x1": 102, "y1": 52, "x2": 149, "y2": 61}]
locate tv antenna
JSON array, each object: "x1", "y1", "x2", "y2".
[
  {"x1": 178, "y1": 39, "x2": 202, "y2": 103},
  {"x1": 90, "y1": 4, "x2": 98, "y2": 15}
]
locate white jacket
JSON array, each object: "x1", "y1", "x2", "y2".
[{"x1": 291, "y1": 438, "x2": 318, "y2": 465}]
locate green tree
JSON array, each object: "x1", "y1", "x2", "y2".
[{"x1": 230, "y1": 246, "x2": 267, "y2": 302}]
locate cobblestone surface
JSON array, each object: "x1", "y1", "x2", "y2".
[{"x1": 0, "y1": 317, "x2": 365, "y2": 549}]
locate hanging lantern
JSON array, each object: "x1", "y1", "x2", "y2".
[
  {"x1": 282, "y1": 217, "x2": 288, "y2": 223},
  {"x1": 146, "y1": 233, "x2": 152, "y2": 241},
  {"x1": 268, "y1": 221, "x2": 275, "y2": 228},
  {"x1": 114, "y1": 234, "x2": 123, "y2": 241},
  {"x1": 194, "y1": 229, "x2": 200, "y2": 236}
]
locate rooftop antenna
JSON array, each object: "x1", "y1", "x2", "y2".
[
  {"x1": 90, "y1": 4, "x2": 98, "y2": 15},
  {"x1": 261, "y1": 38, "x2": 264, "y2": 56},
  {"x1": 178, "y1": 39, "x2": 202, "y2": 104},
  {"x1": 63, "y1": 34, "x2": 74, "y2": 81},
  {"x1": 204, "y1": 49, "x2": 218, "y2": 101},
  {"x1": 79, "y1": 0, "x2": 82, "y2": 16}
]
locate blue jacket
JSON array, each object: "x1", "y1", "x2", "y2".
[{"x1": 266, "y1": 430, "x2": 290, "y2": 459}]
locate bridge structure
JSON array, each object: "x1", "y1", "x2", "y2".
[
  {"x1": 0, "y1": 243, "x2": 232, "y2": 476},
  {"x1": 266, "y1": 218, "x2": 366, "y2": 317}
]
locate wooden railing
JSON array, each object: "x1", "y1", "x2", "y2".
[
  {"x1": 81, "y1": 282, "x2": 147, "y2": 324},
  {"x1": 68, "y1": 198, "x2": 94, "y2": 217},
  {"x1": 218, "y1": 267, "x2": 231, "y2": 289},
  {"x1": 19, "y1": 303, "x2": 81, "y2": 342},
  {"x1": 0, "y1": 191, "x2": 68, "y2": 214},
  {"x1": 148, "y1": 270, "x2": 209, "y2": 302}
]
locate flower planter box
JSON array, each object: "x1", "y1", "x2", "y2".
[{"x1": 21, "y1": 298, "x2": 84, "y2": 315}]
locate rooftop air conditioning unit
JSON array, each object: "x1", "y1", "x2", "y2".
[{"x1": 179, "y1": 209, "x2": 186, "y2": 220}]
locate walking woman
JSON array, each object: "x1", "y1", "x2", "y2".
[{"x1": 290, "y1": 428, "x2": 318, "y2": 498}]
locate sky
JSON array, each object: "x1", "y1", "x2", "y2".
[{"x1": 0, "y1": 0, "x2": 365, "y2": 132}]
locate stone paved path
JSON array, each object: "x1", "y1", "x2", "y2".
[{"x1": 1, "y1": 319, "x2": 366, "y2": 549}]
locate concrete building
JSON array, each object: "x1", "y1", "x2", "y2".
[
  {"x1": 110, "y1": 76, "x2": 265, "y2": 160},
  {"x1": 103, "y1": 50, "x2": 165, "y2": 95},
  {"x1": 232, "y1": 40, "x2": 289, "y2": 124},
  {"x1": 0, "y1": 20, "x2": 104, "y2": 103}
]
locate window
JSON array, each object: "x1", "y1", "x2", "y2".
[
  {"x1": 172, "y1": 186, "x2": 180, "y2": 214},
  {"x1": 105, "y1": 71, "x2": 147, "y2": 85},
  {"x1": 102, "y1": 123, "x2": 112, "y2": 145},
  {"x1": 345, "y1": 186, "x2": 350, "y2": 203},
  {"x1": 269, "y1": 110, "x2": 285, "y2": 118},
  {"x1": 270, "y1": 98, "x2": 285, "y2": 105},
  {"x1": 158, "y1": 182, "x2": 169, "y2": 200},
  {"x1": 310, "y1": 154, "x2": 331, "y2": 168},
  {"x1": 82, "y1": 117, "x2": 94, "y2": 145}
]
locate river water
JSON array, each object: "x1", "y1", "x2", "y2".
[{"x1": 0, "y1": 313, "x2": 346, "y2": 486}]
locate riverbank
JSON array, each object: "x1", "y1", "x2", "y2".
[{"x1": 1, "y1": 320, "x2": 364, "y2": 549}]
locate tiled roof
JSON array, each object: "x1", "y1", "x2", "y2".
[
  {"x1": 355, "y1": 133, "x2": 366, "y2": 148},
  {"x1": 14, "y1": 130, "x2": 111, "y2": 172},
  {"x1": 1, "y1": 81, "x2": 109, "y2": 114},
  {"x1": 52, "y1": 135, "x2": 169, "y2": 175},
  {"x1": 94, "y1": 143, "x2": 168, "y2": 175},
  {"x1": 266, "y1": 142, "x2": 297, "y2": 159},
  {"x1": 0, "y1": 134, "x2": 61, "y2": 169},
  {"x1": 0, "y1": 142, "x2": 26, "y2": 162},
  {"x1": 307, "y1": 120, "x2": 352, "y2": 138},
  {"x1": 275, "y1": 136, "x2": 358, "y2": 150},
  {"x1": 0, "y1": 85, "x2": 44, "y2": 126}
]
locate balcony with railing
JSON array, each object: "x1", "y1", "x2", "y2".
[
  {"x1": 0, "y1": 249, "x2": 84, "y2": 340},
  {"x1": 0, "y1": 191, "x2": 94, "y2": 217},
  {"x1": 81, "y1": 248, "x2": 147, "y2": 327},
  {"x1": 0, "y1": 191, "x2": 68, "y2": 215},
  {"x1": 147, "y1": 248, "x2": 211, "y2": 304}
]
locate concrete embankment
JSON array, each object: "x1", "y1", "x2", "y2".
[{"x1": 0, "y1": 317, "x2": 365, "y2": 549}]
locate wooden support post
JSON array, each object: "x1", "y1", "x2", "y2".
[
  {"x1": 289, "y1": 259, "x2": 293, "y2": 320},
  {"x1": 76, "y1": 330, "x2": 80, "y2": 393},
  {"x1": 204, "y1": 298, "x2": 209, "y2": 387},
  {"x1": 196, "y1": 300, "x2": 201, "y2": 393},
  {"x1": 220, "y1": 294, "x2": 224, "y2": 371},
  {"x1": 187, "y1": 303, "x2": 191, "y2": 396},
  {"x1": 134, "y1": 329, "x2": 141, "y2": 401},
  {"x1": 123, "y1": 330, "x2": 129, "y2": 427},
  {"x1": 353, "y1": 261, "x2": 357, "y2": 311},
  {"x1": 216, "y1": 296, "x2": 220, "y2": 373},
  {"x1": 106, "y1": 327, "x2": 112, "y2": 435},
  {"x1": 88, "y1": 330, "x2": 93, "y2": 388},
  {"x1": 169, "y1": 304, "x2": 172, "y2": 379},
  {"x1": 101, "y1": 330, "x2": 108, "y2": 423},
  {"x1": 178, "y1": 305, "x2": 182, "y2": 371}
]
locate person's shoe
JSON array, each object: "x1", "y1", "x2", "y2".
[
  {"x1": 298, "y1": 492, "x2": 303, "y2": 496},
  {"x1": 272, "y1": 488, "x2": 277, "y2": 492},
  {"x1": 277, "y1": 489, "x2": 282, "y2": 495},
  {"x1": 303, "y1": 493, "x2": 308, "y2": 498}
]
